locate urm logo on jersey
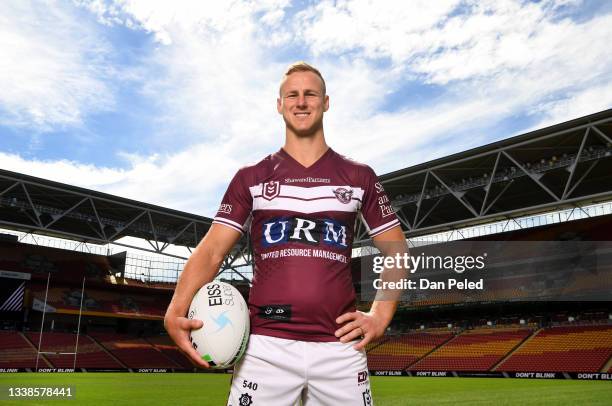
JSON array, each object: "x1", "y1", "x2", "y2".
[{"x1": 262, "y1": 217, "x2": 350, "y2": 248}]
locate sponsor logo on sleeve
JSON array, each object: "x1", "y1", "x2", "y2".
[
  {"x1": 380, "y1": 204, "x2": 394, "y2": 217},
  {"x1": 378, "y1": 194, "x2": 394, "y2": 217},
  {"x1": 218, "y1": 203, "x2": 233, "y2": 214},
  {"x1": 375, "y1": 182, "x2": 384, "y2": 194}
]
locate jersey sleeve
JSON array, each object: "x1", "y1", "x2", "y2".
[
  {"x1": 212, "y1": 168, "x2": 253, "y2": 234},
  {"x1": 359, "y1": 165, "x2": 401, "y2": 238}
]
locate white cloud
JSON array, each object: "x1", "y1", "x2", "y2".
[
  {"x1": 0, "y1": 144, "x2": 242, "y2": 216},
  {"x1": 0, "y1": 152, "x2": 125, "y2": 188},
  {"x1": 527, "y1": 80, "x2": 612, "y2": 131},
  {"x1": 80, "y1": 0, "x2": 611, "y2": 170},
  {"x1": 79, "y1": 0, "x2": 296, "y2": 159},
  {"x1": 296, "y1": 0, "x2": 461, "y2": 62},
  {"x1": 411, "y1": 3, "x2": 611, "y2": 87},
  {"x1": 294, "y1": 0, "x2": 612, "y2": 169},
  {"x1": 0, "y1": 0, "x2": 115, "y2": 130}
]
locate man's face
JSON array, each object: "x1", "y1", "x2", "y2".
[{"x1": 277, "y1": 71, "x2": 329, "y2": 137}]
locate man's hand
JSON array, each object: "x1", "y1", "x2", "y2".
[
  {"x1": 334, "y1": 310, "x2": 389, "y2": 351},
  {"x1": 164, "y1": 314, "x2": 210, "y2": 368}
]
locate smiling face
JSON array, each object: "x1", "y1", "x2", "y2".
[{"x1": 277, "y1": 71, "x2": 329, "y2": 138}]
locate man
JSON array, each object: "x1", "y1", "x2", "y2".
[{"x1": 165, "y1": 62, "x2": 407, "y2": 405}]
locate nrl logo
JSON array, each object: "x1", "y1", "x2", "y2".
[
  {"x1": 262, "y1": 181, "x2": 280, "y2": 200},
  {"x1": 333, "y1": 187, "x2": 353, "y2": 204}
]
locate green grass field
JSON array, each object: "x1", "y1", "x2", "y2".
[{"x1": 1, "y1": 373, "x2": 611, "y2": 405}]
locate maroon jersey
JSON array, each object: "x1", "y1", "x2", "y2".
[{"x1": 213, "y1": 148, "x2": 399, "y2": 341}]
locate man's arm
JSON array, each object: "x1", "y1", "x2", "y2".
[
  {"x1": 164, "y1": 224, "x2": 242, "y2": 367},
  {"x1": 335, "y1": 225, "x2": 408, "y2": 350}
]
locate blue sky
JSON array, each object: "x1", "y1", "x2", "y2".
[{"x1": 1, "y1": 0, "x2": 611, "y2": 217}]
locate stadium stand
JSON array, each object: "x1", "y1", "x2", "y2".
[
  {"x1": 497, "y1": 325, "x2": 612, "y2": 372},
  {"x1": 409, "y1": 328, "x2": 532, "y2": 371},
  {"x1": 367, "y1": 331, "x2": 453, "y2": 371},
  {"x1": 24, "y1": 332, "x2": 123, "y2": 369},
  {"x1": 89, "y1": 332, "x2": 181, "y2": 369},
  {"x1": 28, "y1": 285, "x2": 167, "y2": 319},
  {"x1": 364, "y1": 336, "x2": 389, "y2": 353},
  {"x1": 0, "y1": 240, "x2": 113, "y2": 283},
  {"x1": 0, "y1": 331, "x2": 45, "y2": 368}
]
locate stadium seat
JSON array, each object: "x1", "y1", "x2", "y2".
[
  {"x1": 498, "y1": 325, "x2": 612, "y2": 373},
  {"x1": 409, "y1": 328, "x2": 531, "y2": 371},
  {"x1": 367, "y1": 332, "x2": 453, "y2": 371}
]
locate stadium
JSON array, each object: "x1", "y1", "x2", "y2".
[{"x1": 1, "y1": 109, "x2": 612, "y2": 405}]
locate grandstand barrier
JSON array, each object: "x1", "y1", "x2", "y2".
[
  {"x1": 370, "y1": 370, "x2": 612, "y2": 380},
  {"x1": 0, "y1": 368, "x2": 199, "y2": 373},
  {"x1": 1, "y1": 367, "x2": 611, "y2": 379}
]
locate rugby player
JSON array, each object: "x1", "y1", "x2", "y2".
[{"x1": 165, "y1": 62, "x2": 407, "y2": 405}]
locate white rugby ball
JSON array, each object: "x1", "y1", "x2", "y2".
[{"x1": 188, "y1": 281, "x2": 250, "y2": 369}]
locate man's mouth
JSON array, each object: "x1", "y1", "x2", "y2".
[{"x1": 294, "y1": 112, "x2": 310, "y2": 117}]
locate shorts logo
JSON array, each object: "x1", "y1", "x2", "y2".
[
  {"x1": 358, "y1": 370, "x2": 369, "y2": 384},
  {"x1": 239, "y1": 393, "x2": 253, "y2": 406},
  {"x1": 262, "y1": 181, "x2": 280, "y2": 200},
  {"x1": 333, "y1": 187, "x2": 353, "y2": 204},
  {"x1": 362, "y1": 389, "x2": 372, "y2": 406}
]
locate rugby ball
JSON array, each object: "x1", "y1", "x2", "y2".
[{"x1": 188, "y1": 281, "x2": 250, "y2": 369}]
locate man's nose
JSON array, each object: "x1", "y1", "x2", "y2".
[{"x1": 296, "y1": 94, "x2": 307, "y2": 107}]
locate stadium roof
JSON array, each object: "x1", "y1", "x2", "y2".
[
  {"x1": 0, "y1": 169, "x2": 213, "y2": 255},
  {"x1": 372, "y1": 108, "x2": 612, "y2": 240}
]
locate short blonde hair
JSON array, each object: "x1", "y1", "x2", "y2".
[{"x1": 280, "y1": 61, "x2": 326, "y2": 96}]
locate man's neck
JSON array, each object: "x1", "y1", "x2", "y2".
[{"x1": 283, "y1": 131, "x2": 329, "y2": 168}]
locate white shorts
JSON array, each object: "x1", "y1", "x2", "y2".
[{"x1": 227, "y1": 334, "x2": 373, "y2": 406}]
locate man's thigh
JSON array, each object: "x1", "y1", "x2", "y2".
[
  {"x1": 303, "y1": 341, "x2": 373, "y2": 406},
  {"x1": 227, "y1": 335, "x2": 304, "y2": 406}
]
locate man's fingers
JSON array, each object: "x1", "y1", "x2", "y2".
[
  {"x1": 178, "y1": 317, "x2": 203, "y2": 331},
  {"x1": 186, "y1": 348, "x2": 210, "y2": 368},
  {"x1": 353, "y1": 335, "x2": 370, "y2": 351},
  {"x1": 168, "y1": 316, "x2": 208, "y2": 368},
  {"x1": 335, "y1": 311, "x2": 359, "y2": 324},
  {"x1": 176, "y1": 337, "x2": 210, "y2": 368},
  {"x1": 338, "y1": 326, "x2": 364, "y2": 344},
  {"x1": 334, "y1": 321, "x2": 359, "y2": 338}
]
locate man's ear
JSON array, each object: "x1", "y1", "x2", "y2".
[
  {"x1": 323, "y1": 95, "x2": 329, "y2": 112},
  {"x1": 277, "y1": 97, "x2": 282, "y2": 114}
]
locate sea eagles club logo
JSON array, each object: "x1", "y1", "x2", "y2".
[
  {"x1": 333, "y1": 187, "x2": 353, "y2": 204},
  {"x1": 262, "y1": 181, "x2": 280, "y2": 200}
]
